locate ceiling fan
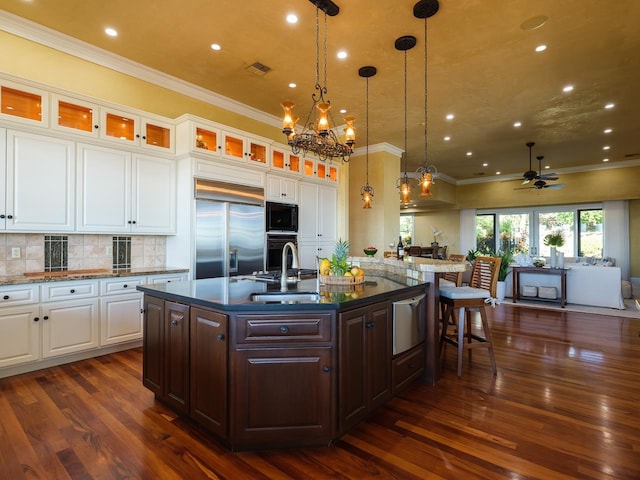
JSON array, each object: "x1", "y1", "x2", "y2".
[
  {"x1": 515, "y1": 154, "x2": 564, "y2": 190},
  {"x1": 519, "y1": 142, "x2": 560, "y2": 184}
]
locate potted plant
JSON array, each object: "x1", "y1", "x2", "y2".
[
  {"x1": 543, "y1": 231, "x2": 565, "y2": 268},
  {"x1": 495, "y1": 248, "x2": 514, "y2": 302}
]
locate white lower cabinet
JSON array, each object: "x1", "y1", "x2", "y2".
[
  {"x1": 0, "y1": 304, "x2": 40, "y2": 368},
  {"x1": 41, "y1": 298, "x2": 99, "y2": 358},
  {"x1": 100, "y1": 293, "x2": 143, "y2": 346},
  {"x1": 0, "y1": 272, "x2": 187, "y2": 376}
]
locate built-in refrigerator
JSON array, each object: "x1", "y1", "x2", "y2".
[{"x1": 195, "y1": 179, "x2": 265, "y2": 279}]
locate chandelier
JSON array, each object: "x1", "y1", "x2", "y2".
[
  {"x1": 281, "y1": 5, "x2": 354, "y2": 162},
  {"x1": 358, "y1": 66, "x2": 377, "y2": 208},
  {"x1": 395, "y1": 35, "x2": 417, "y2": 205},
  {"x1": 414, "y1": 0, "x2": 440, "y2": 197}
]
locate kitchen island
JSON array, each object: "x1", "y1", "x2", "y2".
[{"x1": 137, "y1": 257, "x2": 467, "y2": 450}]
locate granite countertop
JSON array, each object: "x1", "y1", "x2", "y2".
[
  {"x1": 136, "y1": 274, "x2": 426, "y2": 312},
  {"x1": 0, "y1": 267, "x2": 189, "y2": 286}
]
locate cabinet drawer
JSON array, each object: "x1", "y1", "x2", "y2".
[
  {"x1": 392, "y1": 344, "x2": 425, "y2": 393},
  {"x1": 100, "y1": 277, "x2": 146, "y2": 296},
  {"x1": 0, "y1": 285, "x2": 39, "y2": 307},
  {"x1": 147, "y1": 273, "x2": 188, "y2": 284},
  {"x1": 235, "y1": 313, "x2": 332, "y2": 344},
  {"x1": 41, "y1": 281, "x2": 98, "y2": 302}
]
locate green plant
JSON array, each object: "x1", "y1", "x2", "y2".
[
  {"x1": 330, "y1": 238, "x2": 350, "y2": 276},
  {"x1": 543, "y1": 231, "x2": 565, "y2": 247},
  {"x1": 467, "y1": 249, "x2": 481, "y2": 262},
  {"x1": 495, "y1": 249, "x2": 514, "y2": 281}
]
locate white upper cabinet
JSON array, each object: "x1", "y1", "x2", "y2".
[
  {"x1": 266, "y1": 174, "x2": 298, "y2": 204},
  {"x1": 0, "y1": 81, "x2": 49, "y2": 128},
  {"x1": 76, "y1": 144, "x2": 176, "y2": 234},
  {"x1": 3, "y1": 130, "x2": 75, "y2": 232},
  {"x1": 51, "y1": 94, "x2": 100, "y2": 139},
  {"x1": 270, "y1": 146, "x2": 302, "y2": 176},
  {"x1": 100, "y1": 107, "x2": 175, "y2": 153}
]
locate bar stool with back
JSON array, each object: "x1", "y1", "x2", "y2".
[{"x1": 439, "y1": 256, "x2": 501, "y2": 376}]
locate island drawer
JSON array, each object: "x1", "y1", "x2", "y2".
[
  {"x1": 392, "y1": 344, "x2": 425, "y2": 393},
  {"x1": 235, "y1": 313, "x2": 332, "y2": 344}
]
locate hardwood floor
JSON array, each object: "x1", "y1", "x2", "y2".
[{"x1": 1, "y1": 304, "x2": 639, "y2": 479}]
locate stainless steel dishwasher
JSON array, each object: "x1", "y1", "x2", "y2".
[{"x1": 392, "y1": 294, "x2": 426, "y2": 355}]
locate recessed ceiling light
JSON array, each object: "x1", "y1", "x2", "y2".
[
  {"x1": 445, "y1": 113, "x2": 454, "y2": 120},
  {"x1": 286, "y1": 13, "x2": 298, "y2": 24},
  {"x1": 605, "y1": 103, "x2": 615, "y2": 109},
  {"x1": 339, "y1": 109, "x2": 347, "y2": 114},
  {"x1": 482, "y1": 163, "x2": 488, "y2": 167},
  {"x1": 544, "y1": 165, "x2": 550, "y2": 169},
  {"x1": 466, "y1": 151, "x2": 472, "y2": 156},
  {"x1": 513, "y1": 121, "x2": 522, "y2": 128},
  {"x1": 562, "y1": 85, "x2": 574, "y2": 93},
  {"x1": 444, "y1": 136, "x2": 451, "y2": 141},
  {"x1": 496, "y1": 171, "x2": 501, "y2": 175},
  {"x1": 105, "y1": 27, "x2": 118, "y2": 37},
  {"x1": 288, "y1": 83, "x2": 296, "y2": 88},
  {"x1": 535, "y1": 44, "x2": 547, "y2": 52},
  {"x1": 604, "y1": 128, "x2": 612, "y2": 134},
  {"x1": 210, "y1": 43, "x2": 221, "y2": 51},
  {"x1": 603, "y1": 158, "x2": 609, "y2": 162},
  {"x1": 337, "y1": 50, "x2": 347, "y2": 59},
  {"x1": 603, "y1": 145, "x2": 610, "y2": 150}
]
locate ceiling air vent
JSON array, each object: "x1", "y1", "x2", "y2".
[{"x1": 246, "y1": 62, "x2": 271, "y2": 77}]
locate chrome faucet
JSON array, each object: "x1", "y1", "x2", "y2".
[{"x1": 281, "y1": 241, "x2": 300, "y2": 291}]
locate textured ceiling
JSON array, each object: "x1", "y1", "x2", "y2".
[{"x1": 2, "y1": 0, "x2": 640, "y2": 195}]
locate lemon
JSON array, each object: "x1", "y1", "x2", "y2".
[
  {"x1": 350, "y1": 266, "x2": 361, "y2": 276},
  {"x1": 344, "y1": 271, "x2": 353, "y2": 277},
  {"x1": 319, "y1": 258, "x2": 331, "y2": 275}
]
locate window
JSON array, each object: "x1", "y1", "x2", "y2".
[
  {"x1": 476, "y1": 204, "x2": 603, "y2": 258},
  {"x1": 400, "y1": 215, "x2": 414, "y2": 245},
  {"x1": 577, "y1": 209, "x2": 603, "y2": 256}
]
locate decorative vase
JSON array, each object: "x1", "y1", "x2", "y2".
[
  {"x1": 557, "y1": 251, "x2": 565, "y2": 268},
  {"x1": 550, "y1": 246, "x2": 557, "y2": 268},
  {"x1": 496, "y1": 280, "x2": 506, "y2": 303}
]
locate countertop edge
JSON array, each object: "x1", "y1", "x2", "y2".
[{"x1": 0, "y1": 267, "x2": 189, "y2": 286}]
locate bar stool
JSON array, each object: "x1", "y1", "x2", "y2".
[{"x1": 439, "y1": 256, "x2": 500, "y2": 376}]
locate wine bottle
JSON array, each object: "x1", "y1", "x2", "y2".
[{"x1": 397, "y1": 236, "x2": 404, "y2": 260}]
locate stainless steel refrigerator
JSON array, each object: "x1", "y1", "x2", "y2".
[{"x1": 195, "y1": 179, "x2": 265, "y2": 279}]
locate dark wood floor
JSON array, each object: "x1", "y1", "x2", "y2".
[{"x1": 1, "y1": 304, "x2": 639, "y2": 479}]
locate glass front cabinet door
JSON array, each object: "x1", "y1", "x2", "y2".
[
  {"x1": 0, "y1": 82, "x2": 48, "y2": 127},
  {"x1": 51, "y1": 95, "x2": 100, "y2": 138}
]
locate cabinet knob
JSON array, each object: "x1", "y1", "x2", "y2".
[
  {"x1": 136, "y1": 134, "x2": 140, "y2": 138},
  {"x1": 323, "y1": 366, "x2": 330, "y2": 373},
  {"x1": 43, "y1": 316, "x2": 49, "y2": 320},
  {"x1": 140, "y1": 309, "x2": 145, "y2": 314},
  {"x1": 70, "y1": 289, "x2": 75, "y2": 293},
  {"x1": 34, "y1": 317, "x2": 39, "y2": 322},
  {"x1": 94, "y1": 125, "x2": 99, "y2": 129},
  {"x1": 217, "y1": 333, "x2": 225, "y2": 341},
  {"x1": 0, "y1": 214, "x2": 4, "y2": 219},
  {"x1": 6, "y1": 215, "x2": 13, "y2": 219},
  {"x1": 171, "y1": 319, "x2": 178, "y2": 326},
  {"x1": 365, "y1": 321, "x2": 376, "y2": 329},
  {"x1": 3, "y1": 295, "x2": 9, "y2": 300},
  {"x1": 132, "y1": 220, "x2": 136, "y2": 224},
  {"x1": 280, "y1": 325, "x2": 289, "y2": 334},
  {"x1": 123, "y1": 284, "x2": 128, "y2": 288}
]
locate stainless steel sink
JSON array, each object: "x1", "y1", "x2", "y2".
[{"x1": 249, "y1": 292, "x2": 320, "y2": 303}]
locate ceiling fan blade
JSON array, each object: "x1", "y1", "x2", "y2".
[
  {"x1": 544, "y1": 183, "x2": 565, "y2": 189},
  {"x1": 539, "y1": 175, "x2": 559, "y2": 181},
  {"x1": 522, "y1": 178, "x2": 531, "y2": 184}
]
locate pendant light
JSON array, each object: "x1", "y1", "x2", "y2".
[
  {"x1": 280, "y1": 4, "x2": 354, "y2": 162},
  {"x1": 359, "y1": 66, "x2": 377, "y2": 209},
  {"x1": 395, "y1": 35, "x2": 417, "y2": 205},
  {"x1": 414, "y1": 0, "x2": 440, "y2": 197}
]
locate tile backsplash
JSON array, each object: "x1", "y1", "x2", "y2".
[{"x1": 0, "y1": 234, "x2": 166, "y2": 276}]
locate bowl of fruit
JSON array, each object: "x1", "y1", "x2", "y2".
[
  {"x1": 363, "y1": 247, "x2": 378, "y2": 257},
  {"x1": 318, "y1": 239, "x2": 365, "y2": 285}
]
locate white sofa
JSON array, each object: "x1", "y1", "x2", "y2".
[{"x1": 505, "y1": 260, "x2": 625, "y2": 310}]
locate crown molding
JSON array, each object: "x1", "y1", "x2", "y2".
[{"x1": 0, "y1": 10, "x2": 282, "y2": 129}]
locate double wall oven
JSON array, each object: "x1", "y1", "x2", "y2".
[{"x1": 266, "y1": 234, "x2": 297, "y2": 271}]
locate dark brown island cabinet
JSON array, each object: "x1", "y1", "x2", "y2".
[{"x1": 140, "y1": 280, "x2": 428, "y2": 451}]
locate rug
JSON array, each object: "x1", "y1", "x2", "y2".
[{"x1": 499, "y1": 297, "x2": 640, "y2": 319}]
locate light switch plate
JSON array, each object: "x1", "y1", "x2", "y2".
[{"x1": 11, "y1": 247, "x2": 21, "y2": 259}]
